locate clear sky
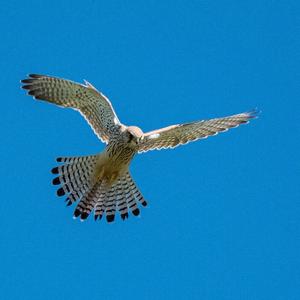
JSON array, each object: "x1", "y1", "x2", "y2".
[{"x1": 0, "y1": 0, "x2": 299, "y2": 299}]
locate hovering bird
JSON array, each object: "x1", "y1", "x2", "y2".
[{"x1": 21, "y1": 74, "x2": 257, "y2": 223}]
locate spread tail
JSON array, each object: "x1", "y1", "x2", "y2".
[{"x1": 51, "y1": 155, "x2": 147, "y2": 222}]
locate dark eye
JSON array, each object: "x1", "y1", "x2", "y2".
[{"x1": 128, "y1": 132, "x2": 134, "y2": 142}]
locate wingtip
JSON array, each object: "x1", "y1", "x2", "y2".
[
  {"x1": 20, "y1": 74, "x2": 45, "y2": 84},
  {"x1": 246, "y1": 108, "x2": 261, "y2": 119},
  {"x1": 20, "y1": 77, "x2": 34, "y2": 90},
  {"x1": 28, "y1": 74, "x2": 44, "y2": 78},
  {"x1": 22, "y1": 85, "x2": 32, "y2": 90}
]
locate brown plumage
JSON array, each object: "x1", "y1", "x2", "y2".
[{"x1": 21, "y1": 74, "x2": 258, "y2": 223}]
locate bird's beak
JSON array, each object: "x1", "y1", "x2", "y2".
[{"x1": 137, "y1": 136, "x2": 144, "y2": 144}]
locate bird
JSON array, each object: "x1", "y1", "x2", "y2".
[{"x1": 21, "y1": 74, "x2": 258, "y2": 223}]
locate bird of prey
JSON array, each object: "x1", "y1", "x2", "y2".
[{"x1": 21, "y1": 74, "x2": 257, "y2": 223}]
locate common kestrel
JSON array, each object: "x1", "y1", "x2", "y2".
[{"x1": 21, "y1": 74, "x2": 257, "y2": 222}]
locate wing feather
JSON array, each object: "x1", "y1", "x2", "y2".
[
  {"x1": 138, "y1": 110, "x2": 258, "y2": 152},
  {"x1": 21, "y1": 74, "x2": 121, "y2": 143}
]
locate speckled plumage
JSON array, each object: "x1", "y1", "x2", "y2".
[{"x1": 21, "y1": 74, "x2": 258, "y2": 223}]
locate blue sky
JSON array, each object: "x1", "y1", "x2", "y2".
[{"x1": 0, "y1": 0, "x2": 299, "y2": 299}]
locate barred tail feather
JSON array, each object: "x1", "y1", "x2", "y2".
[
  {"x1": 52, "y1": 156, "x2": 147, "y2": 222},
  {"x1": 117, "y1": 178, "x2": 129, "y2": 220},
  {"x1": 74, "y1": 183, "x2": 102, "y2": 220},
  {"x1": 118, "y1": 172, "x2": 147, "y2": 220},
  {"x1": 94, "y1": 183, "x2": 107, "y2": 220},
  {"x1": 51, "y1": 154, "x2": 98, "y2": 205},
  {"x1": 96, "y1": 172, "x2": 147, "y2": 222},
  {"x1": 122, "y1": 176, "x2": 140, "y2": 217},
  {"x1": 105, "y1": 184, "x2": 118, "y2": 222},
  {"x1": 125, "y1": 173, "x2": 148, "y2": 208}
]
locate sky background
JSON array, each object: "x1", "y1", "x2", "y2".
[{"x1": 0, "y1": 0, "x2": 299, "y2": 299}]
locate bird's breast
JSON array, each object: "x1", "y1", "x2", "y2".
[
  {"x1": 106, "y1": 141, "x2": 136, "y2": 165},
  {"x1": 92, "y1": 144, "x2": 135, "y2": 185}
]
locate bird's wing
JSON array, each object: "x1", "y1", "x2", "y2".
[
  {"x1": 21, "y1": 74, "x2": 121, "y2": 143},
  {"x1": 138, "y1": 110, "x2": 258, "y2": 153}
]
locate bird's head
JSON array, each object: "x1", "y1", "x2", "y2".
[{"x1": 124, "y1": 126, "x2": 144, "y2": 147}]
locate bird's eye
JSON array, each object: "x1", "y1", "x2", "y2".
[{"x1": 127, "y1": 132, "x2": 134, "y2": 142}]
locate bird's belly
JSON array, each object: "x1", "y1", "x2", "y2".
[{"x1": 92, "y1": 151, "x2": 131, "y2": 185}]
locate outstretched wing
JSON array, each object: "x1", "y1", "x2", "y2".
[
  {"x1": 138, "y1": 110, "x2": 258, "y2": 153},
  {"x1": 21, "y1": 74, "x2": 121, "y2": 143}
]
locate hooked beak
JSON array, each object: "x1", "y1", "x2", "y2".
[{"x1": 137, "y1": 136, "x2": 144, "y2": 144}]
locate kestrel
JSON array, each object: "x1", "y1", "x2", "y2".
[{"x1": 21, "y1": 74, "x2": 258, "y2": 223}]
